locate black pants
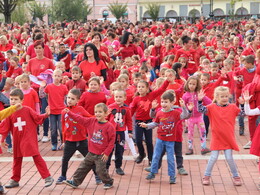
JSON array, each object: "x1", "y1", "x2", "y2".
[
  {"x1": 107, "y1": 131, "x2": 125, "y2": 169},
  {"x1": 61, "y1": 140, "x2": 96, "y2": 177},
  {"x1": 203, "y1": 114, "x2": 210, "y2": 137},
  {"x1": 158, "y1": 141, "x2": 183, "y2": 169},
  {"x1": 135, "y1": 120, "x2": 153, "y2": 162}
]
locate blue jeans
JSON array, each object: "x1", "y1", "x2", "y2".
[
  {"x1": 204, "y1": 149, "x2": 239, "y2": 177},
  {"x1": 40, "y1": 97, "x2": 49, "y2": 136},
  {"x1": 50, "y1": 114, "x2": 62, "y2": 145},
  {"x1": 151, "y1": 138, "x2": 175, "y2": 177},
  {"x1": 6, "y1": 133, "x2": 12, "y2": 149}
]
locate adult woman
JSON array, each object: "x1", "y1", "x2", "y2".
[
  {"x1": 27, "y1": 40, "x2": 55, "y2": 76},
  {"x1": 79, "y1": 43, "x2": 107, "y2": 82},
  {"x1": 117, "y1": 31, "x2": 138, "y2": 60},
  {"x1": 27, "y1": 40, "x2": 55, "y2": 143},
  {"x1": 92, "y1": 33, "x2": 110, "y2": 63},
  {"x1": 0, "y1": 35, "x2": 13, "y2": 52}
]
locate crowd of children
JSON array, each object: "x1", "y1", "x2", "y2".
[{"x1": 0, "y1": 17, "x2": 260, "y2": 193}]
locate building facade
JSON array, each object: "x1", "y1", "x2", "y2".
[{"x1": 138, "y1": 0, "x2": 260, "y2": 21}]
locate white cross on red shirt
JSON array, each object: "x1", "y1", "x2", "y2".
[{"x1": 14, "y1": 117, "x2": 26, "y2": 131}]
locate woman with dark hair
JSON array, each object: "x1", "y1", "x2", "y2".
[
  {"x1": 117, "y1": 31, "x2": 138, "y2": 60},
  {"x1": 79, "y1": 43, "x2": 107, "y2": 82},
  {"x1": 91, "y1": 32, "x2": 110, "y2": 63}
]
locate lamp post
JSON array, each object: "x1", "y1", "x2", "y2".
[{"x1": 209, "y1": 0, "x2": 214, "y2": 18}]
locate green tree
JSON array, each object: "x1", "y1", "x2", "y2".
[
  {"x1": 28, "y1": 1, "x2": 47, "y2": 21},
  {"x1": 0, "y1": 0, "x2": 33, "y2": 23},
  {"x1": 11, "y1": 3, "x2": 28, "y2": 24},
  {"x1": 51, "y1": 0, "x2": 92, "y2": 22},
  {"x1": 108, "y1": 1, "x2": 127, "y2": 20},
  {"x1": 145, "y1": 3, "x2": 160, "y2": 21},
  {"x1": 229, "y1": 0, "x2": 242, "y2": 16}
]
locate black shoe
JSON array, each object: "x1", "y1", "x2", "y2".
[
  {"x1": 116, "y1": 168, "x2": 125, "y2": 175},
  {"x1": 185, "y1": 149, "x2": 193, "y2": 155},
  {"x1": 239, "y1": 126, "x2": 244, "y2": 136},
  {"x1": 135, "y1": 154, "x2": 146, "y2": 164}
]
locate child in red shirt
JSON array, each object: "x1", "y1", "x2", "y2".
[
  {"x1": 0, "y1": 89, "x2": 54, "y2": 189},
  {"x1": 9, "y1": 57, "x2": 22, "y2": 79},
  {"x1": 63, "y1": 103, "x2": 115, "y2": 190},
  {"x1": 78, "y1": 77, "x2": 107, "y2": 115},
  {"x1": 66, "y1": 66, "x2": 86, "y2": 93},
  {"x1": 42, "y1": 69, "x2": 68, "y2": 151}
]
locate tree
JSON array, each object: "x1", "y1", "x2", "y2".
[
  {"x1": 51, "y1": 0, "x2": 92, "y2": 22},
  {"x1": 145, "y1": 3, "x2": 160, "y2": 21},
  {"x1": 28, "y1": 1, "x2": 47, "y2": 21},
  {"x1": 229, "y1": 0, "x2": 242, "y2": 16},
  {"x1": 0, "y1": 0, "x2": 33, "y2": 23},
  {"x1": 108, "y1": 1, "x2": 127, "y2": 20},
  {"x1": 11, "y1": 3, "x2": 29, "y2": 24}
]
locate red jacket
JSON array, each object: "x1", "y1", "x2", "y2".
[
  {"x1": 66, "y1": 79, "x2": 86, "y2": 93},
  {"x1": 62, "y1": 105, "x2": 92, "y2": 142},
  {"x1": 107, "y1": 103, "x2": 132, "y2": 133},
  {"x1": 67, "y1": 111, "x2": 116, "y2": 156}
]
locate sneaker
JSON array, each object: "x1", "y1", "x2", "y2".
[
  {"x1": 103, "y1": 183, "x2": 113, "y2": 190},
  {"x1": 45, "y1": 176, "x2": 54, "y2": 187},
  {"x1": 63, "y1": 180, "x2": 78, "y2": 189},
  {"x1": 232, "y1": 177, "x2": 242, "y2": 186},
  {"x1": 178, "y1": 168, "x2": 188, "y2": 175},
  {"x1": 51, "y1": 144, "x2": 57, "y2": 151},
  {"x1": 41, "y1": 136, "x2": 49, "y2": 143},
  {"x1": 0, "y1": 185, "x2": 4, "y2": 194},
  {"x1": 37, "y1": 135, "x2": 41, "y2": 142},
  {"x1": 95, "y1": 175, "x2": 102, "y2": 185},
  {"x1": 185, "y1": 149, "x2": 193, "y2": 155},
  {"x1": 201, "y1": 148, "x2": 211, "y2": 155},
  {"x1": 146, "y1": 173, "x2": 155, "y2": 180},
  {"x1": 169, "y1": 176, "x2": 176, "y2": 184},
  {"x1": 144, "y1": 167, "x2": 151, "y2": 172},
  {"x1": 135, "y1": 154, "x2": 146, "y2": 164},
  {"x1": 116, "y1": 168, "x2": 125, "y2": 175},
  {"x1": 133, "y1": 154, "x2": 139, "y2": 160},
  {"x1": 7, "y1": 148, "x2": 13, "y2": 154},
  {"x1": 202, "y1": 176, "x2": 210, "y2": 185},
  {"x1": 5, "y1": 179, "x2": 19, "y2": 188},
  {"x1": 56, "y1": 176, "x2": 66, "y2": 184},
  {"x1": 239, "y1": 126, "x2": 244, "y2": 136},
  {"x1": 243, "y1": 141, "x2": 251, "y2": 149}
]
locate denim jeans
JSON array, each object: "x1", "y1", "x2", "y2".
[
  {"x1": 150, "y1": 138, "x2": 175, "y2": 177},
  {"x1": 204, "y1": 149, "x2": 239, "y2": 177},
  {"x1": 40, "y1": 97, "x2": 49, "y2": 136},
  {"x1": 135, "y1": 120, "x2": 153, "y2": 162},
  {"x1": 6, "y1": 133, "x2": 12, "y2": 149},
  {"x1": 49, "y1": 114, "x2": 62, "y2": 145}
]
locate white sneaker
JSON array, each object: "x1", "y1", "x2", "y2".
[
  {"x1": 243, "y1": 141, "x2": 252, "y2": 149},
  {"x1": 38, "y1": 135, "x2": 41, "y2": 142},
  {"x1": 41, "y1": 136, "x2": 49, "y2": 143},
  {"x1": 7, "y1": 148, "x2": 13, "y2": 154}
]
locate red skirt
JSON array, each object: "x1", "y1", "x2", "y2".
[{"x1": 250, "y1": 125, "x2": 260, "y2": 156}]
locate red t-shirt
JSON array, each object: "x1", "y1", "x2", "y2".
[
  {"x1": 10, "y1": 67, "x2": 23, "y2": 79},
  {"x1": 22, "y1": 88, "x2": 39, "y2": 111},
  {"x1": 44, "y1": 83, "x2": 68, "y2": 114},
  {"x1": 27, "y1": 57, "x2": 55, "y2": 76},
  {"x1": 78, "y1": 91, "x2": 107, "y2": 115},
  {"x1": 26, "y1": 44, "x2": 53, "y2": 59},
  {"x1": 79, "y1": 60, "x2": 107, "y2": 82}
]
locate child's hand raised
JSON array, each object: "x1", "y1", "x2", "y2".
[
  {"x1": 179, "y1": 98, "x2": 185, "y2": 107},
  {"x1": 151, "y1": 100, "x2": 158, "y2": 109},
  {"x1": 63, "y1": 108, "x2": 70, "y2": 113},
  {"x1": 198, "y1": 90, "x2": 205, "y2": 101},
  {"x1": 139, "y1": 122, "x2": 148, "y2": 128},
  {"x1": 187, "y1": 102, "x2": 194, "y2": 111},
  {"x1": 242, "y1": 90, "x2": 252, "y2": 103},
  {"x1": 40, "y1": 80, "x2": 47, "y2": 88},
  {"x1": 15, "y1": 103, "x2": 23, "y2": 110}
]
